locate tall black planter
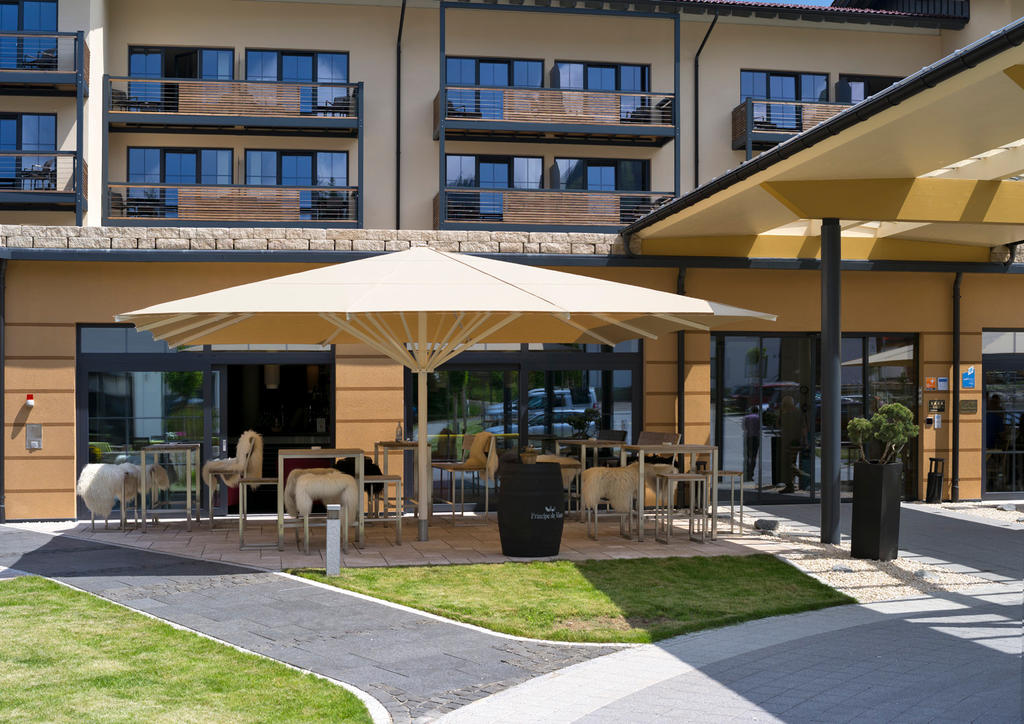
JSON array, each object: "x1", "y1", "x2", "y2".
[
  {"x1": 851, "y1": 462, "x2": 902, "y2": 561},
  {"x1": 497, "y1": 462, "x2": 565, "y2": 558}
]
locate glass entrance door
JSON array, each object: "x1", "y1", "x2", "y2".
[{"x1": 983, "y1": 336, "x2": 1024, "y2": 494}]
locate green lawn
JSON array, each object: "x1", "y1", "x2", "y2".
[
  {"x1": 0, "y1": 576, "x2": 371, "y2": 724},
  {"x1": 296, "y1": 554, "x2": 853, "y2": 644}
]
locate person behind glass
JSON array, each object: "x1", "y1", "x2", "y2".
[
  {"x1": 743, "y1": 405, "x2": 760, "y2": 482},
  {"x1": 779, "y1": 395, "x2": 805, "y2": 494},
  {"x1": 986, "y1": 394, "x2": 1005, "y2": 450}
]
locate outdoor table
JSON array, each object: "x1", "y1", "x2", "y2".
[
  {"x1": 139, "y1": 443, "x2": 200, "y2": 533},
  {"x1": 373, "y1": 439, "x2": 424, "y2": 543},
  {"x1": 276, "y1": 448, "x2": 366, "y2": 551},
  {"x1": 618, "y1": 443, "x2": 719, "y2": 542},
  {"x1": 555, "y1": 438, "x2": 627, "y2": 515}
]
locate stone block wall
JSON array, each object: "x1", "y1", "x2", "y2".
[{"x1": 0, "y1": 226, "x2": 634, "y2": 256}]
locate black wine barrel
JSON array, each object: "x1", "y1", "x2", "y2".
[{"x1": 497, "y1": 462, "x2": 565, "y2": 557}]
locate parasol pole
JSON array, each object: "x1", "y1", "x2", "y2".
[{"x1": 417, "y1": 313, "x2": 431, "y2": 541}]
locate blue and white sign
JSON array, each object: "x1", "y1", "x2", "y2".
[{"x1": 962, "y1": 366, "x2": 976, "y2": 390}]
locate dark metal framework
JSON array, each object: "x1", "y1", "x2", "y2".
[
  {"x1": 437, "y1": 0, "x2": 680, "y2": 232},
  {"x1": 73, "y1": 323, "x2": 336, "y2": 519},
  {"x1": 102, "y1": 76, "x2": 365, "y2": 228},
  {"x1": 1, "y1": 30, "x2": 87, "y2": 224}
]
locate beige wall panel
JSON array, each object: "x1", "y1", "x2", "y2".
[
  {"x1": 4, "y1": 448, "x2": 76, "y2": 491},
  {"x1": 644, "y1": 363, "x2": 677, "y2": 394},
  {"x1": 5, "y1": 261, "x2": 324, "y2": 324},
  {"x1": 5, "y1": 392, "x2": 74, "y2": 424},
  {"x1": 399, "y1": 6, "x2": 439, "y2": 230},
  {"x1": 683, "y1": 363, "x2": 710, "y2": 394},
  {"x1": 7, "y1": 423, "x2": 75, "y2": 459},
  {"x1": 335, "y1": 422, "x2": 400, "y2": 454},
  {"x1": 6, "y1": 325, "x2": 75, "y2": 358},
  {"x1": 335, "y1": 355, "x2": 404, "y2": 389},
  {"x1": 643, "y1": 394, "x2": 676, "y2": 428},
  {"x1": 5, "y1": 488, "x2": 75, "y2": 520},
  {"x1": 336, "y1": 389, "x2": 403, "y2": 421},
  {"x1": 920, "y1": 332, "x2": 950, "y2": 363},
  {"x1": 0, "y1": 211, "x2": 76, "y2": 225},
  {"x1": 683, "y1": 332, "x2": 711, "y2": 362},
  {"x1": 963, "y1": 276, "x2": 1024, "y2": 330},
  {"x1": 5, "y1": 358, "x2": 75, "y2": 391}
]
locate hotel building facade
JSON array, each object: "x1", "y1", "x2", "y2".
[{"x1": 2, "y1": 0, "x2": 1023, "y2": 521}]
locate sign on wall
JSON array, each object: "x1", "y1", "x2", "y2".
[{"x1": 962, "y1": 366, "x2": 976, "y2": 389}]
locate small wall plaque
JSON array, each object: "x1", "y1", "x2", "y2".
[
  {"x1": 927, "y1": 399, "x2": 946, "y2": 413},
  {"x1": 26, "y1": 423, "x2": 42, "y2": 450},
  {"x1": 959, "y1": 399, "x2": 978, "y2": 414}
]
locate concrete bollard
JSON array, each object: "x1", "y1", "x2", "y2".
[{"x1": 326, "y1": 504, "x2": 341, "y2": 576}]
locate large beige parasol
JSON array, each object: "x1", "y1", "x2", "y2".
[{"x1": 117, "y1": 247, "x2": 775, "y2": 540}]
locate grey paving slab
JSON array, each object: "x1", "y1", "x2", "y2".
[{"x1": 0, "y1": 525, "x2": 619, "y2": 723}]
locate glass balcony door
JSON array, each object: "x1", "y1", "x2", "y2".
[{"x1": 983, "y1": 343, "x2": 1024, "y2": 494}]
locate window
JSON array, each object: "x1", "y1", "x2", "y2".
[
  {"x1": 128, "y1": 46, "x2": 235, "y2": 80},
  {"x1": 0, "y1": 1, "x2": 56, "y2": 70},
  {"x1": 125, "y1": 147, "x2": 233, "y2": 218},
  {"x1": 740, "y1": 70, "x2": 827, "y2": 103},
  {"x1": 445, "y1": 154, "x2": 541, "y2": 221},
  {"x1": 553, "y1": 62, "x2": 649, "y2": 92},
  {"x1": 246, "y1": 150, "x2": 347, "y2": 187},
  {"x1": 0, "y1": 112, "x2": 55, "y2": 190},
  {"x1": 245, "y1": 150, "x2": 350, "y2": 220},
  {"x1": 445, "y1": 57, "x2": 542, "y2": 88},
  {"x1": 836, "y1": 74, "x2": 900, "y2": 104},
  {"x1": 741, "y1": 70, "x2": 828, "y2": 130},
  {"x1": 554, "y1": 158, "x2": 648, "y2": 191},
  {"x1": 445, "y1": 154, "x2": 540, "y2": 190},
  {"x1": 246, "y1": 49, "x2": 348, "y2": 83}
]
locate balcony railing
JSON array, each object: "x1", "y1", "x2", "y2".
[
  {"x1": 0, "y1": 150, "x2": 80, "y2": 195},
  {"x1": 435, "y1": 188, "x2": 673, "y2": 230},
  {"x1": 732, "y1": 97, "x2": 849, "y2": 153},
  {"x1": 0, "y1": 32, "x2": 84, "y2": 76},
  {"x1": 107, "y1": 77, "x2": 360, "y2": 123},
  {"x1": 107, "y1": 183, "x2": 359, "y2": 225},
  {"x1": 436, "y1": 86, "x2": 675, "y2": 144}
]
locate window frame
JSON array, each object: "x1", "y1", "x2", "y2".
[
  {"x1": 243, "y1": 47, "x2": 350, "y2": 83},
  {"x1": 243, "y1": 148, "x2": 349, "y2": 187},
  {"x1": 127, "y1": 45, "x2": 236, "y2": 80},
  {"x1": 552, "y1": 60, "x2": 651, "y2": 92},
  {"x1": 739, "y1": 68, "x2": 830, "y2": 103},
  {"x1": 444, "y1": 55, "x2": 545, "y2": 89},
  {"x1": 126, "y1": 145, "x2": 235, "y2": 185},
  {"x1": 444, "y1": 153, "x2": 544, "y2": 189}
]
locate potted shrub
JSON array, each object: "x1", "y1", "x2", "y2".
[{"x1": 847, "y1": 402, "x2": 919, "y2": 561}]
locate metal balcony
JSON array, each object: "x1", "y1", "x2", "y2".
[
  {"x1": 434, "y1": 187, "x2": 673, "y2": 232},
  {"x1": 0, "y1": 150, "x2": 84, "y2": 211},
  {"x1": 732, "y1": 98, "x2": 850, "y2": 157},
  {"x1": 0, "y1": 31, "x2": 86, "y2": 92},
  {"x1": 106, "y1": 183, "x2": 360, "y2": 228},
  {"x1": 435, "y1": 86, "x2": 676, "y2": 147},
  {"x1": 106, "y1": 77, "x2": 362, "y2": 135}
]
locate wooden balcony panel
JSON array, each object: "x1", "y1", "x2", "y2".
[
  {"x1": 732, "y1": 99, "x2": 849, "y2": 148},
  {"x1": 108, "y1": 78, "x2": 359, "y2": 120},
  {"x1": 442, "y1": 189, "x2": 672, "y2": 228},
  {"x1": 444, "y1": 86, "x2": 674, "y2": 128},
  {"x1": 107, "y1": 184, "x2": 358, "y2": 224}
]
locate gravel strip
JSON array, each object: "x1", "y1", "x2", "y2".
[
  {"x1": 738, "y1": 521, "x2": 992, "y2": 603},
  {"x1": 936, "y1": 503, "x2": 1024, "y2": 524}
]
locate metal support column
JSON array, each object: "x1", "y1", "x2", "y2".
[
  {"x1": 357, "y1": 81, "x2": 365, "y2": 228},
  {"x1": 951, "y1": 272, "x2": 962, "y2": 502},
  {"x1": 820, "y1": 218, "x2": 841, "y2": 544},
  {"x1": 74, "y1": 31, "x2": 85, "y2": 226},
  {"x1": 437, "y1": 3, "x2": 446, "y2": 230}
]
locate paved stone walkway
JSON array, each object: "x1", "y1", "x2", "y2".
[
  {"x1": 0, "y1": 526, "x2": 618, "y2": 723},
  {"x1": 441, "y1": 503, "x2": 1024, "y2": 723}
]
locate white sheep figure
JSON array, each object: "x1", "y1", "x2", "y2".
[
  {"x1": 284, "y1": 468, "x2": 358, "y2": 554},
  {"x1": 76, "y1": 463, "x2": 141, "y2": 531},
  {"x1": 534, "y1": 454, "x2": 582, "y2": 491},
  {"x1": 581, "y1": 461, "x2": 676, "y2": 540}
]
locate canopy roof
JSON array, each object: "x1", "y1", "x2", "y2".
[
  {"x1": 118, "y1": 247, "x2": 774, "y2": 370},
  {"x1": 626, "y1": 17, "x2": 1024, "y2": 260}
]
